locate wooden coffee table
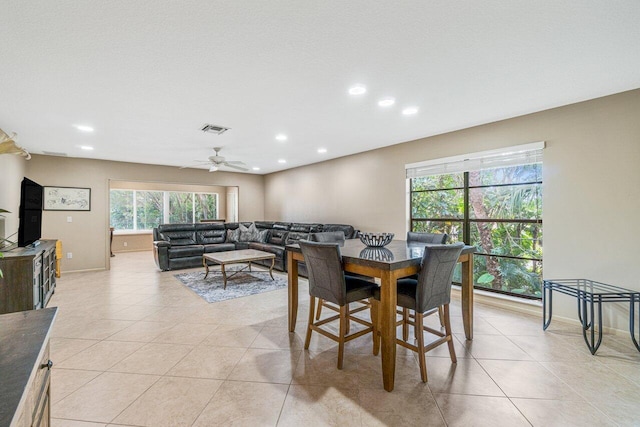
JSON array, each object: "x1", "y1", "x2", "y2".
[{"x1": 202, "y1": 249, "x2": 276, "y2": 289}]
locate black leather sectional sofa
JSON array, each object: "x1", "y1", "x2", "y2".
[{"x1": 153, "y1": 221, "x2": 357, "y2": 272}]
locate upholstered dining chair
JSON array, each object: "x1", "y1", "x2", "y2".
[
  {"x1": 309, "y1": 232, "x2": 373, "y2": 328},
  {"x1": 402, "y1": 231, "x2": 450, "y2": 335},
  {"x1": 407, "y1": 231, "x2": 448, "y2": 244},
  {"x1": 377, "y1": 242, "x2": 464, "y2": 382},
  {"x1": 310, "y1": 231, "x2": 347, "y2": 243},
  {"x1": 299, "y1": 240, "x2": 379, "y2": 369}
]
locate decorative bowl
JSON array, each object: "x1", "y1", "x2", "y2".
[
  {"x1": 359, "y1": 247, "x2": 394, "y2": 261},
  {"x1": 359, "y1": 232, "x2": 394, "y2": 247}
]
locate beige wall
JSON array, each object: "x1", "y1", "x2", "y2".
[
  {"x1": 265, "y1": 89, "x2": 640, "y2": 327},
  {"x1": 0, "y1": 155, "x2": 27, "y2": 245},
  {"x1": 112, "y1": 233, "x2": 152, "y2": 253},
  {"x1": 25, "y1": 156, "x2": 264, "y2": 272}
]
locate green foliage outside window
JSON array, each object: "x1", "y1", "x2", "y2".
[
  {"x1": 110, "y1": 190, "x2": 134, "y2": 230},
  {"x1": 110, "y1": 190, "x2": 217, "y2": 231},
  {"x1": 411, "y1": 163, "x2": 543, "y2": 298},
  {"x1": 136, "y1": 191, "x2": 163, "y2": 230},
  {"x1": 169, "y1": 192, "x2": 194, "y2": 223},
  {"x1": 194, "y1": 193, "x2": 217, "y2": 221}
]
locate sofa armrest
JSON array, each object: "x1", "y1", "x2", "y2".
[{"x1": 153, "y1": 240, "x2": 171, "y2": 270}]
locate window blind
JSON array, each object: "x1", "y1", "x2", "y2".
[{"x1": 405, "y1": 141, "x2": 545, "y2": 179}]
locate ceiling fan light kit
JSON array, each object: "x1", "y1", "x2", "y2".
[{"x1": 181, "y1": 146, "x2": 248, "y2": 172}]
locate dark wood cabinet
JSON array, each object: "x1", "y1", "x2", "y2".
[
  {"x1": 0, "y1": 308, "x2": 57, "y2": 427},
  {"x1": 0, "y1": 240, "x2": 57, "y2": 314}
]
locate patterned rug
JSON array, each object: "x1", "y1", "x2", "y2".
[{"x1": 174, "y1": 268, "x2": 288, "y2": 303}]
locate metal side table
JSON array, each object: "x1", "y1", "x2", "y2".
[{"x1": 543, "y1": 279, "x2": 640, "y2": 355}]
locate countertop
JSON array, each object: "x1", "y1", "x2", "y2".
[{"x1": 0, "y1": 307, "x2": 57, "y2": 427}]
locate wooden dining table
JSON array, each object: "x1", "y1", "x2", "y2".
[{"x1": 286, "y1": 239, "x2": 476, "y2": 392}]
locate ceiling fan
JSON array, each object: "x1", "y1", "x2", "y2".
[{"x1": 181, "y1": 147, "x2": 248, "y2": 172}]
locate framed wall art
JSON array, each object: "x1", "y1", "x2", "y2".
[{"x1": 43, "y1": 186, "x2": 91, "y2": 211}]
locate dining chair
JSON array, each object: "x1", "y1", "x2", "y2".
[
  {"x1": 406, "y1": 231, "x2": 448, "y2": 244},
  {"x1": 309, "y1": 232, "x2": 374, "y2": 329},
  {"x1": 310, "y1": 231, "x2": 346, "y2": 243},
  {"x1": 402, "y1": 231, "x2": 450, "y2": 336},
  {"x1": 299, "y1": 240, "x2": 379, "y2": 369},
  {"x1": 376, "y1": 242, "x2": 464, "y2": 382}
]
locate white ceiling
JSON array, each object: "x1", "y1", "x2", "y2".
[{"x1": 2, "y1": 1, "x2": 639, "y2": 174}]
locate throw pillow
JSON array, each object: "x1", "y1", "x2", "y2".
[
  {"x1": 238, "y1": 223, "x2": 252, "y2": 242},
  {"x1": 256, "y1": 229, "x2": 269, "y2": 243},
  {"x1": 226, "y1": 228, "x2": 240, "y2": 243}
]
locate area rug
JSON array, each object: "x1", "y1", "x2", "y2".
[{"x1": 174, "y1": 268, "x2": 288, "y2": 303}]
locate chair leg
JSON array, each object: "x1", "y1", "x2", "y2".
[
  {"x1": 315, "y1": 298, "x2": 323, "y2": 320},
  {"x1": 402, "y1": 308, "x2": 409, "y2": 341},
  {"x1": 305, "y1": 296, "x2": 315, "y2": 349},
  {"x1": 415, "y1": 312, "x2": 428, "y2": 382},
  {"x1": 443, "y1": 304, "x2": 457, "y2": 363},
  {"x1": 338, "y1": 305, "x2": 347, "y2": 369},
  {"x1": 438, "y1": 306, "x2": 445, "y2": 328},
  {"x1": 370, "y1": 298, "x2": 380, "y2": 356},
  {"x1": 345, "y1": 303, "x2": 351, "y2": 334}
]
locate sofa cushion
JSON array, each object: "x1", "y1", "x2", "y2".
[
  {"x1": 224, "y1": 222, "x2": 252, "y2": 230},
  {"x1": 272, "y1": 222, "x2": 292, "y2": 231},
  {"x1": 267, "y1": 229, "x2": 289, "y2": 245},
  {"x1": 156, "y1": 224, "x2": 196, "y2": 243},
  {"x1": 195, "y1": 223, "x2": 227, "y2": 244},
  {"x1": 168, "y1": 245, "x2": 203, "y2": 258},
  {"x1": 254, "y1": 221, "x2": 275, "y2": 230},
  {"x1": 234, "y1": 242, "x2": 250, "y2": 250},
  {"x1": 248, "y1": 242, "x2": 285, "y2": 258},
  {"x1": 290, "y1": 223, "x2": 323, "y2": 233},
  {"x1": 163, "y1": 230, "x2": 197, "y2": 246},
  {"x1": 285, "y1": 231, "x2": 310, "y2": 245},
  {"x1": 203, "y1": 243, "x2": 237, "y2": 253},
  {"x1": 322, "y1": 224, "x2": 356, "y2": 239}
]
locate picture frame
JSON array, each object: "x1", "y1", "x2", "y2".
[{"x1": 43, "y1": 186, "x2": 91, "y2": 211}]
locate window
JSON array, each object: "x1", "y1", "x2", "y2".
[
  {"x1": 110, "y1": 190, "x2": 217, "y2": 231},
  {"x1": 136, "y1": 191, "x2": 163, "y2": 230},
  {"x1": 407, "y1": 143, "x2": 543, "y2": 299},
  {"x1": 110, "y1": 190, "x2": 134, "y2": 230}
]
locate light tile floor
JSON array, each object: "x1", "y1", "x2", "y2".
[{"x1": 48, "y1": 252, "x2": 640, "y2": 426}]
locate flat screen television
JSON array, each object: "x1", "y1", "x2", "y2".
[{"x1": 18, "y1": 177, "x2": 43, "y2": 247}]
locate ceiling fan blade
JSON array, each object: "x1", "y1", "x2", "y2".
[
  {"x1": 223, "y1": 163, "x2": 249, "y2": 171},
  {"x1": 179, "y1": 161, "x2": 210, "y2": 169},
  {"x1": 224, "y1": 160, "x2": 246, "y2": 165}
]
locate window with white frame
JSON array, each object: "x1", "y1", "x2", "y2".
[
  {"x1": 110, "y1": 190, "x2": 218, "y2": 231},
  {"x1": 406, "y1": 142, "x2": 544, "y2": 299}
]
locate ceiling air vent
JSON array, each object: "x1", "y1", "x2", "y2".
[
  {"x1": 42, "y1": 151, "x2": 68, "y2": 156},
  {"x1": 201, "y1": 124, "x2": 230, "y2": 135}
]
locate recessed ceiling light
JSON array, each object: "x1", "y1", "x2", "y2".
[
  {"x1": 252, "y1": 167, "x2": 260, "y2": 171},
  {"x1": 402, "y1": 107, "x2": 419, "y2": 115},
  {"x1": 79, "y1": 146, "x2": 94, "y2": 150},
  {"x1": 275, "y1": 134, "x2": 287, "y2": 141},
  {"x1": 348, "y1": 85, "x2": 367, "y2": 95},
  {"x1": 74, "y1": 125, "x2": 94, "y2": 132},
  {"x1": 278, "y1": 159, "x2": 286, "y2": 164},
  {"x1": 378, "y1": 98, "x2": 395, "y2": 107},
  {"x1": 317, "y1": 148, "x2": 327, "y2": 154}
]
